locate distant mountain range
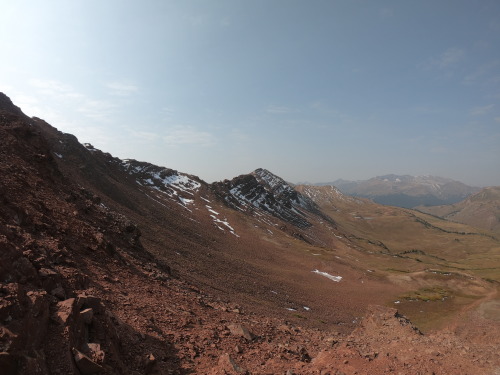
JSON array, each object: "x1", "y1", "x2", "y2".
[{"x1": 316, "y1": 174, "x2": 480, "y2": 208}]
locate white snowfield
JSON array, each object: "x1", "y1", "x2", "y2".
[
  {"x1": 312, "y1": 269, "x2": 342, "y2": 282},
  {"x1": 121, "y1": 160, "x2": 201, "y2": 196}
]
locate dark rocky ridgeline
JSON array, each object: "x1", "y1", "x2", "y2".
[{"x1": 211, "y1": 168, "x2": 334, "y2": 230}]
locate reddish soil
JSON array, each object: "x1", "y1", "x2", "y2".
[{"x1": 1, "y1": 92, "x2": 500, "y2": 374}]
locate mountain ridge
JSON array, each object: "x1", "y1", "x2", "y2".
[
  {"x1": 417, "y1": 186, "x2": 500, "y2": 234},
  {"x1": 315, "y1": 174, "x2": 480, "y2": 208},
  {"x1": 1, "y1": 91, "x2": 500, "y2": 374}
]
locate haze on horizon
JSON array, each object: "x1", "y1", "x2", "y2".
[{"x1": 1, "y1": 1, "x2": 499, "y2": 187}]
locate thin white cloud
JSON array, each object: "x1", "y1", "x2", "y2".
[
  {"x1": 421, "y1": 47, "x2": 465, "y2": 71},
  {"x1": 266, "y1": 105, "x2": 293, "y2": 114},
  {"x1": 29, "y1": 79, "x2": 84, "y2": 99},
  {"x1": 413, "y1": 106, "x2": 443, "y2": 115},
  {"x1": 379, "y1": 8, "x2": 394, "y2": 18},
  {"x1": 470, "y1": 104, "x2": 495, "y2": 116},
  {"x1": 220, "y1": 17, "x2": 231, "y2": 27},
  {"x1": 77, "y1": 99, "x2": 117, "y2": 121},
  {"x1": 27, "y1": 78, "x2": 119, "y2": 123},
  {"x1": 129, "y1": 129, "x2": 160, "y2": 142},
  {"x1": 185, "y1": 13, "x2": 210, "y2": 27},
  {"x1": 229, "y1": 128, "x2": 250, "y2": 143},
  {"x1": 430, "y1": 145, "x2": 448, "y2": 154},
  {"x1": 437, "y1": 48, "x2": 465, "y2": 68},
  {"x1": 106, "y1": 82, "x2": 139, "y2": 96},
  {"x1": 163, "y1": 126, "x2": 215, "y2": 146},
  {"x1": 463, "y1": 60, "x2": 500, "y2": 86},
  {"x1": 160, "y1": 106, "x2": 174, "y2": 120}
]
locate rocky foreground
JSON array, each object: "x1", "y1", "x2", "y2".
[{"x1": 1, "y1": 93, "x2": 499, "y2": 374}]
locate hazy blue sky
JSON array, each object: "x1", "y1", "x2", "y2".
[{"x1": 1, "y1": 1, "x2": 499, "y2": 186}]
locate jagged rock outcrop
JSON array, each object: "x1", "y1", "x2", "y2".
[{"x1": 211, "y1": 168, "x2": 333, "y2": 229}]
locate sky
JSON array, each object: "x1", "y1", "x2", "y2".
[{"x1": 1, "y1": 0, "x2": 499, "y2": 186}]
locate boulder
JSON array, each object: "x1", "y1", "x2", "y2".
[
  {"x1": 72, "y1": 347, "x2": 103, "y2": 374},
  {"x1": 85, "y1": 343, "x2": 105, "y2": 363},
  {"x1": 227, "y1": 324, "x2": 255, "y2": 341},
  {"x1": 218, "y1": 353, "x2": 246, "y2": 374},
  {"x1": 53, "y1": 298, "x2": 75, "y2": 325},
  {"x1": 80, "y1": 308, "x2": 93, "y2": 325}
]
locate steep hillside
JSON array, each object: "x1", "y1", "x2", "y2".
[
  {"x1": 31, "y1": 105, "x2": 393, "y2": 333},
  {"x1": 322, "y1": 175, "x2": 479, "y2": 208},
  {"x1": 417, "y1": 186, "x2": 500, "y2": 234},
  {"x1": 2, "y1": 92, "x2": 500, "y2": 374}
]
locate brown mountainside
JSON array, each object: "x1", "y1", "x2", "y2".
[
  {"x1": 1, "y1": 92, "x2": 499, "y2": 374},
  {"x1": 417, "y1": 186, "x2": 500, "y2": 234}
]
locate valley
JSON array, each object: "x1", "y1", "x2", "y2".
[{"x1": 1, "y1": 92, "x2": 499, "y2": 374}]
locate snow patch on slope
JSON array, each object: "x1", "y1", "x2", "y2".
[
  {"x1": 206, "y1": 205, "x2": 239, "y2": 237},
  {"x1": 120, "y1": 160, "x2": 201, "y2": 198},
  {"x1": 312, "y1": 269, "x2": 342, "y2": 282}
]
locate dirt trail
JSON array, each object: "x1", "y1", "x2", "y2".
[{"x1": 445, "y1": 284, "x2": 499, "y2": 332}]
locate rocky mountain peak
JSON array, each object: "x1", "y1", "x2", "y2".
[
  {"x1": 252, "y1": 167, "x2": 289, "y2": 187},
  {"x1": 251, "y1": 168, "x2": 299, "y2": 201},
  {"x1": 211, "y1": 169, "x2": 333, "y2": 230},
  {"x1": 211, "y1": 171, "x2": 310, "y2": 229}
]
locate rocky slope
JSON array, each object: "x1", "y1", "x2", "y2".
[
  {"x1": 1, "y1": 92, "x2": 500, "y2": 374},
  {"x1": 417, "y1": 186, "x2": 500, "y2": 234},
  {"x1": 211, "y1": 168, "x2": 333, "y2": 230},
  {"x1": 322, "y1": 174, "x2": 479, "y2": 208}
]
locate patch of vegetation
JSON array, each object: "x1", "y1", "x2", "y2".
[
  {"x1": 386, "y1": 268, "x2": 410, "y2": 273},
  {"x1": 426, "y1": 269, "x2": 454, "y2": 276},
  {"x1": 398, "y1": 249, "x2": 448, "y2": 262},
  {"x1": 347, "y1": 234, "x2": 389, "y2": 248},
  {"x1": 400, "y1": 287, "x2": 451, "y2": 302},
  {"x1": 400, "y1": 249, "x2": 426, "y2": 255}
]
